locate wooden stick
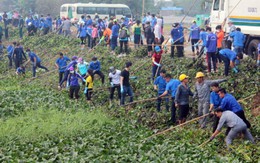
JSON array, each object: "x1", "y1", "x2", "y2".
[
  {"x1": 198, "y1": 139, "x2": 211, "y2": 148},
  {"x1": 145, "y1": 113, "x2": 210, "y2": 140}
]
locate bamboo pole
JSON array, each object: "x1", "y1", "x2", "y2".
[{"x1": 145, "y1": 113, "x2": 210, "y2": 140}]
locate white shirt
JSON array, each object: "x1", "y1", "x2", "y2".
[{"x1": 109, "y1": 70, "x2": 121, "y2": 85}]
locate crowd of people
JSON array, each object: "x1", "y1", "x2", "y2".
[{"x1": 0, "y1": 11, "x2": 258, "y2": 148}]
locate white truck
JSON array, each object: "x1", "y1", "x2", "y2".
[{"x1": 210, "y1": 0, "x2": 260, "y2": 59}]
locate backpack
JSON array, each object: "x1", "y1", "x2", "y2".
[{"x1": 119, "y1": 29, "x2": 127, "y2": 39}]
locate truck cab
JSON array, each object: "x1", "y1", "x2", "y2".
[{"x1": 210, "y1": 0, "x2": 260, "y2": 59}]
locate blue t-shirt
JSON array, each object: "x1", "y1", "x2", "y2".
[
  {"x1": 112, "y1": 24, "x2": 120, "y2": 37},
  {"x1": 78, "y1": 26, "x2": 87, "y2": 37},
  {"x1": 28, "y1": 52, "x2": 41, "y2": 63},
  {"x1": 7, "y1": 45, "x2": 14, "y2": 57},
  {"x1": 89, "y1": 61, "x2": 101, "y2": 71},
  {"x1": 166, "y1": 79, "x2": 181, "y2": 97},
  {"x1": 220, "y1": 93, "x2": 243, "y2": 113},
  {"x1": 190, "y1": 24, "x2": 200, "y2": 39},
  {"x1": 200, "y1": 31, "x2": 207, "y2": 46},
  {"x1": 17, "y1": 67, "x2": 25, "y2": 74},
  {"x1": 229, "y1": 31, "x2": 245, "y2": 47},
  {"x1": 56, "y1": 56, "x2": 70, "y2": 72},
  {"x1": 154, "y1": 76, "x2": 167, "y2": 94},
  {"x1": 219, "y1": 49, "x2": 237, "y2": 61},
  {"x1": 210, "y1": 91, "x2": 222, "y2": 109},
  {"x1": 206, "y1": 32, "x2": 217, "y2": 53}
]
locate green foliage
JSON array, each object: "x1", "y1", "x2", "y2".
[{"x1": 0, "y1": 33, "x2": 259, "y2": 162}]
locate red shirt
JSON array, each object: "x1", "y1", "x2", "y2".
[{"x1": 152, "y1": 50, "x2": 163, "y2": 66}]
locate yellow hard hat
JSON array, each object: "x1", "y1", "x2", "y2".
[
  {"x1": 195, "y1": 72, "x2": 205, "y2": 78},
  {"x1": 179, "y1": 74, "x2": 188, "y2": 81}
]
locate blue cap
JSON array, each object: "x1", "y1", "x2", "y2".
[{"x1": 155, "y1": 46, "x2": 161, "y2": 52}]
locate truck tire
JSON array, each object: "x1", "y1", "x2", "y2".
[{"x1": 247, "y1": 39, "x2": 260, "y2": 60}]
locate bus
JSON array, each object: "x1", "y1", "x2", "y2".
[{"x1": 60, "y1": 3, "x2": 132, "y2": 21}]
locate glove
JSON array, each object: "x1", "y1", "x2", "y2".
[
  {"x1": 83, "y1": 79, "x2": 86, "y2": 83},
  {"x1": 171, "y1": 39, "x2": 175, "y2": 44},
  {"x1": 209, "y1": 136, "x2": 215, "y2": 142},
  {"x1": 110, "y1": 82, "x2": 114, "y2": 87},
  {"x1": 98, "y1": 39, "x2": 102, "y2": 44},
  {"x1": 204, "y1": 47, "x2": 207, "y2": 54},
  {"x1": 232, "y1": 67, "x2": 238, "y2": 73},
  {"x1": 84, "y1": 87, "x2": 88, "y2": 94},
  {"x1": 120, "y1": 87, "x2": 124, "y2": 93},
  {"x1": 157, "y1": 97, "x2": 162, "y2": 100},
  {"x1": 154, "y1": 62, "x2": 161, "y2": 67}
]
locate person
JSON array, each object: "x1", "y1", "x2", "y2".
[
  {"x1": 170, "y1": 23, "x2": 184, "y2": 58},
  {"x1": 68, "y1": 67, "x2": 85, "y2": 100},
  {"x1": 13, "y1": 43, "x2": 27, "y2": 69},
  {"x1": 77, "y1": 23, "x2": 87, "y2": 45},
  {"x1": 196, "y1": 28, "x2": 207, "y2": 58},
  {"x1": 55, "y1": 52, "x2": 70, "y2": 83},
  {"x1": 109, "y1": 66, "x2": 121, "y2": 104},
  {"x1": 27, "y1": 22, "x2": 36, "y2": 36},
  {"x1": 119, "y1": 24, "x2": 130, "y2": 55},
  {"x1": 219, "y1": 48, "x2": 242, "y2": 76},
  {"x1": 151, "y1": 14, "x2": 157, "y2": 31},
  {"x1": 144, "y1": 21, "x2": 154, "y2": 56},
  {"x1": 154, "y1": 18, "x2": 163, "y2": 46},
  {"x1": 100, "y1": 26, "x2": 112, "y2": 47},
  {"x1": 40, "y1": 19, "x2": 50, "y2": 35},
  {"x1": 111, "y1": 19, "x2": 120, "y2": 52},
  {"x1": 16, "y1": 66, "x2": 25, "y2": 76},
  {"x1": 120, "y1": 62, "x2": 134, "y2": 105},
  {"x1": 61, "y1": 17, "x2": 71, "y2": 37},
  {"x1": 26, "y1": 49, "x2": 48, "y2": 77},
  {"x1": 175, "y1": 74, "x2": 193, "y2": 124},
  {"x1": 206, "y1": 27, "x2": 217, "y2": 73},
  {"x1": 189, "y1": 21, "x2": 200, "y2": 56},
  {"x1": 132, "y1": 20, "x2": 142, "y2": 48},
  {"x1": 142, "y1": 13, "x2": 147, "y2": 31},
  {"x1": 158, "y1": 74, "x2": 181, "y2": 125},
  {"x1": 59, "y1": 56, "x2": 78, "y2": 89},
  {"x1": 56, "y1": 16, "x2": 63, "y2": 34},
  {"x1": 209, "y1": 109, "x2": 255, "y2": 148},
  {"x1": 77, "y1": 57, "x2": 89, "y2": 84},
  {"x1": 218, "y1": 88, "x2": 251, "y2": 129},
  {"x1": 89, "y1": 56, "x2": 105, "y2": 84},
  {"x1": 18, "y1": 15, "x2": 24, "y2": 39},
  {"x1": 7, "y1": 42, "x2": 16, "y2": 68},
  {"x1": 152, "y1": 46, "x2": 163, "y2": 80},
  {"x1": 209, "y1": 82, "x2": 222, "y2": 133},
  {"x1": 229, "y1": 27, "x2": 245, "y2": 56},
  {"x1": 46, "y1": 14, "x2": 53, "y2": 32},
  {"x1": 226, "y1": 21, "x2": 236, "y2": 49},
  {"x1": 92, "y1": 24, "x2": 98, "y2": 48},
  {"x1": 84, "y1": 69, "x2": 94, "y2": 101},
  {"x1": 154, "y1": 69, "x2": 169, "y2": 112},
  {"x1": 193, "y1": 72, "x2": 226, "y2": 128},
  {"x1": 215, "y1": 25, "x2": 224, "y2": 63},
  {"x1": 33, "y1": 16, "x2": 40, "y2": 34}
]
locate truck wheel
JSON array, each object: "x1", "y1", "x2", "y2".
[{"x1": 247, "y1": 39, "x2": 260, "y2": 60}]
